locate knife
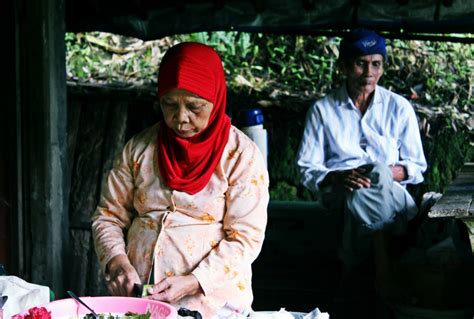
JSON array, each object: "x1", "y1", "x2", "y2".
[{"x1": 67, "y1": 291, "x2": 98, "y2": 318}]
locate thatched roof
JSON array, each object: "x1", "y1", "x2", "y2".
[{"x1": 66, "y1": 0, "x2": 474, "y2": 41}]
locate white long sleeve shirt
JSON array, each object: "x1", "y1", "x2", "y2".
[{"x1": 296, "y1": 84, "x2": 427, "y2": 194}]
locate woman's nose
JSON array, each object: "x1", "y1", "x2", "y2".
[{"x1": 175, "y1": 104, "x2": 189, "y2": 123}]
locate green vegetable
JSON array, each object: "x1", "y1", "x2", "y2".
[{"x1": 82, "y1": 311, "x2": 151, "y2": 319}]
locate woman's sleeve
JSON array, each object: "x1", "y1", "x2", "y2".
[
  {"x1": 191, "y1": 140, "x2": 269, "y2": 295},
  {"x1": 91, "y1": 139, "x2": 137, "y2": 273}
]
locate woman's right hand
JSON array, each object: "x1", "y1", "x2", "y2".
[{"x1": 105, "y1": 255, "x2": 141, "y2": 297}]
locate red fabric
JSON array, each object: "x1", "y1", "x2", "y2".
[{"x1": 157, "y1": 42, "x2": 231, "y2": 194}]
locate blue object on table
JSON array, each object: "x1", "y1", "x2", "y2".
[{"x1": 235, "y1": 108, "x2": 264, "y2": 127}]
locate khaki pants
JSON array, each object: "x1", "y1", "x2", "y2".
[{"x1": 321, "y1": 162, "x2": 417, "y2": 267}]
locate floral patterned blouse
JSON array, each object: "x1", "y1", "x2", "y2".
[{"x1": 92, "y1": 123, "x2": 269, "y2": 317}]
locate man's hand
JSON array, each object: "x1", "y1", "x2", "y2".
[
  {"x1": 105, "y1": 255, "x2": 141, "y2": 297},
  {"x1": 146, "y1": 274, "x2": 202, "y2": 304},
  {"x1": 390, "y1": 164, "x2": 407, "y2": 182},
  {"x1": 323, "y1": 168, "x2": 372, "y2": 192}
]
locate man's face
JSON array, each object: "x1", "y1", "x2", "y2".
[{"x1": 342, "y1": 54, "x2": 384, "y2": 95}]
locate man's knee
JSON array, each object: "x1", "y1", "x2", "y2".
[
  {"x1": 345, "y1": 163, "x2": 398, "y2": 230},
  {"x1": 363, "y1": 162, "x2": 392, "y2": 187}
]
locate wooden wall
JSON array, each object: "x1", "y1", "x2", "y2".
[{"x1": 66, "y1": 84, "x2": 160, "y2": 296}]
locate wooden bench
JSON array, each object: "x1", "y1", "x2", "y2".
[{"x1": 428, "y1": 162, "x2": 474, "y2": 252}]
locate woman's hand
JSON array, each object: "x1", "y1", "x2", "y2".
[
  {"x1": 105, "y1": 255, "x2": 141, "y2": 297},
  {"x1": 146, "y1": 274, "x2": 202, "y2": 304}
]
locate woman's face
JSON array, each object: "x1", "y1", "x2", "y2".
[
  {"x1": 341, "y1": 54, "x2": 384, "y2": 95},
  {"x1": 160, "y1": 89, "x2": 214, "y2": 138}
]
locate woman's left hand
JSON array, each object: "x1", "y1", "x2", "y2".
[{"x1": 145, "y1": 274, "x2": 202, "y2": 304}]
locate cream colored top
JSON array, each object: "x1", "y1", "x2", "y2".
[{"x1": 92, "y1": 123, "x2": 269, "y2": 317}]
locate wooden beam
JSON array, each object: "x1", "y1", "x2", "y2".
[{"x1": 16, "y1": 0, "x2": 68, "y2": 296}]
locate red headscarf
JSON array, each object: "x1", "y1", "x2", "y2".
[{"x1": 157, "y1": 42, "x2": 231, "y2": 194}]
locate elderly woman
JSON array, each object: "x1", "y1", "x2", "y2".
[
  {"x1": 296, "y1": 29, "x2": 427, "y2": 290},
  {"x1": 92, "y1": 42, "x2": 269, "y2": 317}
]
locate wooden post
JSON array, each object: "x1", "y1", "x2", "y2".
[
  {"x1": 1, "y1": 0, "x2": 17, "y2": 275},
  {"x1": 15, "y1": 0, "x2": 68, "y2": 296}
]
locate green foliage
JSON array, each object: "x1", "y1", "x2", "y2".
[
  {"x1": 419, "y1": 113, "x2": 473, "y2": 194},
  {"x1": 270, "y1": 181, "x2": 298, "y2": 201},
  {"x1": 171, "y1": 32, "x2": 342, "y2": 97},
  {"x1": 383, "y1": 40, "x2": 473, "y2": 110},
  {"x1": 65, "y1": 32, "x2": 170, "y2": 84},
  {"x1": 65, "y1": 31, "x2": 474, "y2": 201}
]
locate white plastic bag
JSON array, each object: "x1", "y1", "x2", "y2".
[{"x1": 0, "y1": 276, "x2": 49, "y2": 318}]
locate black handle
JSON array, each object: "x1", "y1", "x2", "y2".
[
  {"x1": 178, "y1": 307, "x2": 203, "y2": 319},
  {"x1": 67, "y1": 291, "x2": 99, "y2": 318}
]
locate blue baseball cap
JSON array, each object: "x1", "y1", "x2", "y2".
[{"x1": 339, "y1": 28, "x2": 387, "y2": 61}]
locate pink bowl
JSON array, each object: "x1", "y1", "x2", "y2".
[{"x1": 15, "y1": 296, "x2": 177, "y2": 318}]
